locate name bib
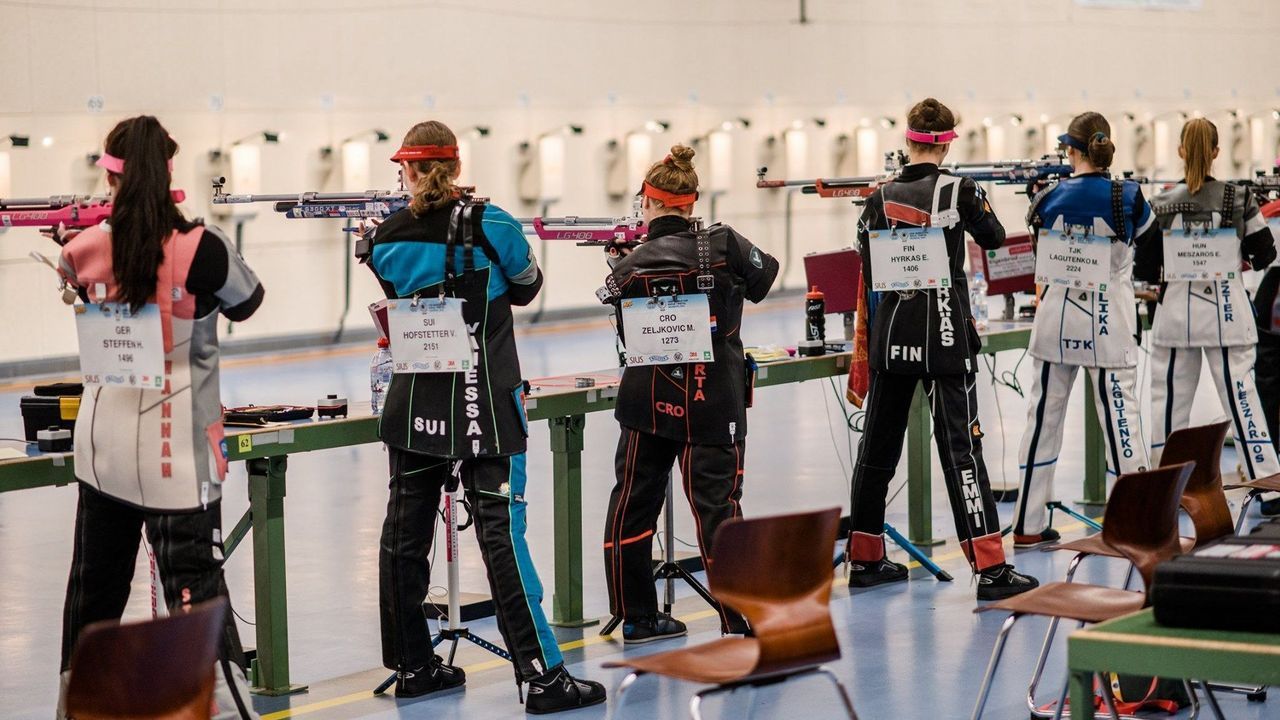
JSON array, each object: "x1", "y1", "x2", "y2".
[
  {"x1": 868, "y1": 226, "x2": 951, "y2": 292},
  {"x1": 1162, "y1": 225, "x2": 1239, "y2": 281},
  {"x1": 1035, "y1": 227, "x2": 1111, "y2": 292},
  {"x1": 388, "y1": 298, "x2": 473, "y2": 373},
  {"x1": 74, "y1": 303, "x2": 166, "y2": 388},
  {"x1": 620, "y1": 293, "x2": 715, "y2": 367}
]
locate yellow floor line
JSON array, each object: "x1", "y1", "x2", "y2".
[
  {"x1": 260, "y1": 609, "x2": 722, "y2": 719},
  {"x1": 258, "y1": 520, "x2": 1105, "y2": 719}
]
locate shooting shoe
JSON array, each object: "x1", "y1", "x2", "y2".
[
  {"x1": 524, "y1": 665, "x2": 607, "y2": 715},
  {"x1": 395, "y1": 655, "x2": 466, "y2": 698},
  {"x1": 976, "y1": 564, "x2": 1039, "y2": 601},
  {"x1": 1260, "y1": 496, "x2": 1280, "y2": 517},
  {"x1": 847, "y1": 557, "x2": 909, "y2": 588},
  {"x1": 1012, "y1": 527, "x2": 1061, "y2": 549},
  {"x1": 622, "y1": 612, "x2": 687, "y2": 644}
]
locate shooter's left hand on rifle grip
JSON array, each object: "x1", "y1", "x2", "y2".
[{"x1": 40, "y1": 222, "x2": 79, "y2": 247}]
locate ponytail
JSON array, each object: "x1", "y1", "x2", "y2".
[
  {"x1": 1180, "y1": 118, "x2": 1218, "y2": 195},
  {"x1": 103, "y1": 116, "x2": 185, "y2": 313},
  {"x1": 400, "y1": 121, "x2": 460, "y2": 216}
]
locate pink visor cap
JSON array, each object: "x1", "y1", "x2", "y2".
[
  {"x1": 95, "y1": 152, "x2": 174, "y2": 174},
  {"x1": 904, "y1": 128, "x2": 958, "y2": 144}
]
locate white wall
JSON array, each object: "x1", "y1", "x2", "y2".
[{"x1": 2, "y1": 0, "x2": 1279, "y2": 362}]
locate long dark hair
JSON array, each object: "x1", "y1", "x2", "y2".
[{"x1": 104, "y1": 116, "x2": 186, "y2": 312}]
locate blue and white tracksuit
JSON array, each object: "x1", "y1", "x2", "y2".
[
  {"x1": 1014, "y1": 174, "x2": 1159, "y2": 535},
  {"x1": 1139, "y1": 179, "x2": 1280, "y2": 478}
]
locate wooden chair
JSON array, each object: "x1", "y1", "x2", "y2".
[
  {"x1": 604, "y1": 507, "x2": 857, "y2": 720},
  {"x1": 1046, "y1": 421, "x2": 1231, "y2": 586},
  {"x1": 65, "y1": 597, "x2": 228, "y2": 720},
  {"x1": 970, "y1": 463, "x2": 1200, "y2": 720}
]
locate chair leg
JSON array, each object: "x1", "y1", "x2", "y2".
[
  {"x1": 1064, "y1": 552, "x2": 1086, "y2": 583},
  {"x1": 690, "y1": 683, "x2": 737, "y2": 720},
  {"x1": 971, "y1": 614, "x2": 1019, "y2": 720},
  {"x1": 1198, "y1": 680, "x2": 1226, "y2": 720},
  {"x1": 1184, "y1": 678, "x2": 1200, "y2": 720},
  {"x1": 1121, "y1": 563, "x2": 1136, "y2": 591},
  {"x1": 1026, "y1": 616, "x2": 1063, "y2": 718},
  {"x1": 1098, "y1": 674, "x2": 1122, "y2": 720},
  {"x1": 814, "y1": 667, "x2": 861, "y2": 720},
  {"x1": 608, "y1": 671, "x2": 643, "y2": 720},
  {"x1": 1051, "y1": 673, "x2": 1070, "y2": 720},
  {"x1": 1235, "y1": 492, "x2": 1257, "y2": 534}
]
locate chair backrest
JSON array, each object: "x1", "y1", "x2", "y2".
[
  {"x1": 66, "y1": 597, "x2": 227, "y2": 720},
  {"x1": 1102, "y1": 463, "x2": 1195, "y2": 597},
  {"x1": 1160, "y1": 420, "x2": 1233, "y2": 545},
  {"x1": 708, "y1": 507, "x2": 843, "y2": 675}
]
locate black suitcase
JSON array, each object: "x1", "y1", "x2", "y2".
[{"x1": 1151, "y1": 535, "x2": 1280, "y2": 633}]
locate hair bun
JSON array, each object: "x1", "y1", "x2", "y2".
[{"x1": 666, "y1": 144, "x2": 696, "y2": 171}]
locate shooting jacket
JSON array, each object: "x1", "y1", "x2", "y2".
[
  {"x1": 858, "y1": 163, "x2": 1006, "y2": 376},
  {"x1": 367, "y1": 199, "x2": 543, "y2": 458}
]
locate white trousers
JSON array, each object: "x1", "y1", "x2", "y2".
[
  {"x1": 1150, "y1": 344, "x2": 1280, "y2": 480},
  {"x1": 1014, "y1": 360, "x2": 1151, "y2": 534}
]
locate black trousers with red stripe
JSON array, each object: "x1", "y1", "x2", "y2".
[{"x1": 604, "y1": 426, "x2": 747, "y2": 632}]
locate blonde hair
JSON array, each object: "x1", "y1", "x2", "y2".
[
  {"x1": 643, "y1": 144, "x2": 698, "y2": 210},
  {"x1": 1180, "y1": 118, "x2": 1218, "y2": 196},
  {"x1": 401, "y1": 121, "x2": 459, "y2": 216}
]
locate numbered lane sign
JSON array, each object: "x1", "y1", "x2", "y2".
[
  {"x1": 868, "y1": 226, "x2": 950, "y2": 292},
  {"x1": 74, "y1": 303, "x2": 166, "y2": 388},
  {"x1": 1163, "y1": 225, "x2": 1239, "y2": 281},
  {"x1": 387, "y1": 298, "x2": 473, "y2": 373},
  {"x1": 620, "y1": 294, "x2": 715, "y2": 367},
  {"x1": 1035, "y1": 226, "x2": 1111, "y2": 292}
]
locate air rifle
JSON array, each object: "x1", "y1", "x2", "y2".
[
  {"x1": 756, "y1": 153, "x2": 1072, "y2": 199},
  {"x1": 210, "y1": 177, "x2": 647, "y2": 248},
  {"x1": 0, "y1": 191, "x2": 188, "y2": 242}
]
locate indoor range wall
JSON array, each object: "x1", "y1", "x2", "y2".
[{"x1": 1, "y1": 0, "x2": 1278, "y2": 363}]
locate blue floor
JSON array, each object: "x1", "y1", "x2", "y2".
[{"x1": 1, "y1": 300, "x2": 1277, "y2": 719}]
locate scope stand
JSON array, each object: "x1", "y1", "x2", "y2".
[
  {"x1": 600, "y1": 472, "x2": 722, "y2": 636},
  {"x1": 833, "y1": 523, "x2": 953, "y2": 582},
  {"x1": 374, "y1": 483, "x2": 511, "y2": 695}
]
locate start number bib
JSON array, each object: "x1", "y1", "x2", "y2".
[
  {"x1": 1162, "y1": 225, "x2": 1239, "y2": 281},
  {"x1": 74, "y1": 303, "x2": 166, "y2": 388},
  {"x1": 388, "y1": 298, "x2": 474, "y2": 373},
  {"x1": 1035, "y1": 227, "x2": 1111, "y2": 292},
  {"x1": 621, "y1": 294, "x2": 715, "y2": 366},
  {"x1": 869, "y1": 226, "x2": 950, "y2": 292}
]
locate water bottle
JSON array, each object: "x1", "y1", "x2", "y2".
[
  {"x1": 799, "y1": 286, "x2": 826, "y2": 356},
  {"x1": 971, "y1": 271, "x2": 989, "y2": 332},
  {"x1": 370, "y1": 337, "x2": 393, "y2": 415}
]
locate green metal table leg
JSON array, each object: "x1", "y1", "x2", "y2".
[
  {"x1": 1070, "y1": 668, "x2": 1094, "y2": 720},
  {"x1": 1082, "y1": 372, "x2": 1107, "y2": 505},
  {"x1": 247, "y1": 455, "x2": 307, "y2": 696},
  {"x1": 907, "y1": 383, "x2": 942, "y2": 546},
  {"x1": 549, "y1": 415, "x2": 597, "y2": 628}
]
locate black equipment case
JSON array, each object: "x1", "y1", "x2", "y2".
[
  {"x1": 1151, "y1": 521, "x2": 1280, "y2": 634},
  {"x1": 19, "y1": 383, "x2": 83, "y2": 441}
]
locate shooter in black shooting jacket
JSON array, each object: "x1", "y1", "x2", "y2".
[
  {"x1": 846, "y1": 98, "x2": 1038, "y2": 601},
  {"x1": 364, "y1": 120, "x2": 604, "y2": 713},
  {"x1": 598, "y1": 145, "x2": 779, "y2": 642}
]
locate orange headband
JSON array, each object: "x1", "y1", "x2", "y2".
[
  {"x1": 389, "y1": 145, "x2": 459, "y2": 163},
  {"x1": 642, "y1": 181, "x2": 698, "y2": 208}
]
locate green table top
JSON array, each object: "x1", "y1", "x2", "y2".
[
  {"x1": 1069, "y1": 608, "x2": 1280, "y2": 685},
  {"x1": 0, "y1": 320, "x2": 1034, "y2": 493}
]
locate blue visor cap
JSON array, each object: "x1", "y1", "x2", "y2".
[{"x1": 1057, "y1": 133, "x2": 1089, "y2": 153}]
